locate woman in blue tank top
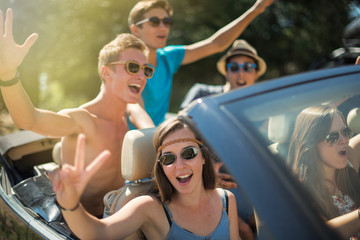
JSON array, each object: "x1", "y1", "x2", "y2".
[{"x1": 50, "y1": 118, "x2": 240, "y2": 239}]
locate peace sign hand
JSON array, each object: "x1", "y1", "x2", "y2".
[
  {"x1": 0, "y1": 8, "x2": 38, "y2": 80},
  {"x1": 48, "y1": 134, "x2": 111, "y2": 210}
]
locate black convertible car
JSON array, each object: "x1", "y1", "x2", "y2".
[{"x1": 2, "y1": 65, "x2": 360, "y2": 239}]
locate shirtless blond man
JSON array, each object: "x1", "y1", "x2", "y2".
[{"x1": 0, "y1": 9, "x2": 154, "y2": 217}]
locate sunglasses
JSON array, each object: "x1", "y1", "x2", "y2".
[
  {"x1": 158, "y1": 146, "x2": 200, "y2": 166},
  {"x1": 227, "y1": 62, "x2": 257, "y2": 73},
  {"x1": 108, "y1": 60, "x2": 154, "y2": 79},
  {"x1": 324, "y1": 126, "x2": 352, "y2": 145},
  {"x1": 135, "y1": 16, "x2": 173, "y2": 28}
]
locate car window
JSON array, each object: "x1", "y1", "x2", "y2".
[
  {"x1": 219, "y1": 67, "x2": 360, "y2": 234},
  {"x1": 224, "y1": 71, "x2": 360, "y2": 160}
]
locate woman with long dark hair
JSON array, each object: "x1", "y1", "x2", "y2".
[
  {"x1": 288, "y1": 105, "x2": 360, "y2": 239},
  {"x1": 49, "y1": 118, "x2": 239, "y2": 239}
]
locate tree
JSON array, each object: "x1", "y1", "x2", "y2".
[{"x1": 0, "y1": 0, "x2": 358, "y2": 113}]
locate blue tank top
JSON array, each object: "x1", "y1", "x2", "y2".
[{"x1": 162, "y1": 189, "x2": 230, "y2": 240}]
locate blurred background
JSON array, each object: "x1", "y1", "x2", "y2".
[{"x1": 0, "y1": 0, "x2": 359, "y2": 129}]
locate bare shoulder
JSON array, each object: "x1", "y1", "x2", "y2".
[
  {"x1": 216, "y1": 188, "x2": 235, "y2": 198},
  {"x1": 58, "y1": 108, "x2": 96, "y2": 133},
  {"x1": 124, "y1": 195, "x2": 163, "y2": 212},
  {"x1": 58, "y1": 107, "x2": 92, "y2": 117}
]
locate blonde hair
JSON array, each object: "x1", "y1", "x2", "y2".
[
  {"x1": 128, "y1": 0, "x2": 173, "y2": 28},
  {"x1": 97, "y1": 33, "x2": 148, "y2": 82}
]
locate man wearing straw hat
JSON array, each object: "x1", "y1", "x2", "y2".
[{"x1": 180, "y1": 39, "x2": 267, "y2": 109}]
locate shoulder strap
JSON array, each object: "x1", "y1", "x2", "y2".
[
  {"x1": 225, "y1": 190, "x2": 229, "y2": 215},
  {"x1": 221, "y1": 189, "x2": 229, "y2": 215},
  {"x1": 162, "y1": 203, "x2": 172, "y2": 227}
]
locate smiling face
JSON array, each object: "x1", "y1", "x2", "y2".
[
  {"x1": 317, "y1": 113, "x2": 349, "y2": 176},
  {"x1": 107, "y1": 48, "x2": 148, "y2": 103},
  {"x1": 132, "y1": 8, "x2": 170, "y2": 50},
  {"x1": 160, "y1": 127, "x2": 205, "y2": 195},
  {"x1": 225, "y1": 55, "x2": 259, "y2": 91}
]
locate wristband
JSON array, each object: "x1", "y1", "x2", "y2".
[
  {"x1": 56, "y1": 199, "x2": 80, "y2": 212},
  {"x1": 0, "y1": 72, "x2": 20, "y2": 87}
]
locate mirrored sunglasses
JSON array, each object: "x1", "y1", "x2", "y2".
[
  {"x1": 324, "y1": 126, "x2": 352, "y2": 145},
  {"x1": 158, "y1": 146, "x2": 199, "y2": 166},
  {"x1": 136, "y1": 16, "x2": 173, "y2": 28},
  {"x1": 227, "y1": 62, "x2": 257, "y2": 73},
  {"x1": 108, "y1": 60, "x2": 154, "y2": 79}
]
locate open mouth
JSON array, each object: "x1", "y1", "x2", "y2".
[
  {"x1": 176, "y1": 174, "x2": 193, "y2": 184},
  {"x1": 128, "y1": 83, "x2": 142, "y2": 94},
  {"x1": 339, "y1": 148, "x2": 347, "y2": 156},
  {"x1": 237, "y1": 81, "x2": 246, "y2": 86}
]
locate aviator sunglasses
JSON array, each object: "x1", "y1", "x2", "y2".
[
  {"x1": 158, "y1": 146, "x2": 200, "y2": 166},
  {"x1": 135, "y1": 16, "x2": 173, "y2": 28},
  {"x1": 227, "y1": 62, "x2": 257, "y2": 73},
  {"x1": 108, "y1": 60, "x2": 155, "y2": 79},
  {"x1": 324, "y1": 126, "x2": 352, "y2": 145}
]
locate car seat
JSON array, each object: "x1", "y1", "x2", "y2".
[
  {"x1": 347, "y1": 108, "x2": 360, "y2": 134},
  {"x1": 103, "y1": 127, "x2": 157, "y2": 240},
  {"x1": 267, "y1": 114, "x2": 295, "y2": 160}
]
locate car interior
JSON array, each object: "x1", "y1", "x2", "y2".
[
  {"x1": 0, "y1": 127, "x2": 159, "y2": 239},
  {"x1": 1, "y1": 90, "x2": 360, "y2": 239}
]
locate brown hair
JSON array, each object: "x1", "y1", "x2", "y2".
[
  {"x1": 128, "y1": 0, "x2": 173, "y2": 28},
  {"x1": 153, "y1": 118, "x2": 216, "y2": 202},
  {"x1": 288, "y1": 105, "x2": 360, "y2": 219},
  {"x1": 97, "y1": 33, "x2": 147, "y2": 82}
]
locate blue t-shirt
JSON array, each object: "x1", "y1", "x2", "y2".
[{"x1": 142, "y1": 45, "x2": 185, "y2": 126}]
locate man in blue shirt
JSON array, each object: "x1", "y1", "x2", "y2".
[{"x1": 128, "y1": 0, "x2": 274, "y2": 126}]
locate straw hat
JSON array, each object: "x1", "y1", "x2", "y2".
[{"x1": 217, "y1": 39, "x2": 267, "y2": 77}]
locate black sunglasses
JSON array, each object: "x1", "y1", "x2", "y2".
[
  {"x1": 158, "y1": 146, "x2": 199, "y2": 166},
  {"x1": 108, "y1": 60, "x2": 154, "y2": 79},
  {"x1": 324, "y1": 126, "x2": 352, "y2": 145},
  {"x1": 136, "y1": 16, "x2": 173, "y2": 28},
  {"x1": 227, "y1": 62, "x2": 257, "y2": 73}
]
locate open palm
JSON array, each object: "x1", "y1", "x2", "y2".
[
  {"x1": 0, "y1": 8, "x2": 38, "y2": 79},
  {"x1": 49, "y1": 134, "x2": 111, "y2": 210}
]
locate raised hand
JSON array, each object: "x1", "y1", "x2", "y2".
[
  {"x1": 48, "y1": 134, "x2": 111, "y2": 210},
  {"x1": 0, "y1": 8, "x2": 38, "y2": 80}
]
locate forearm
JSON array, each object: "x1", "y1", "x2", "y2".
[
  {"x1": 327, "y1": 209, "x2": 360, "y2": 239},
  {"x1": 1, "y1": 79, "x2": 79, "y2": 137},
  {"x1": 61, "y1": 204, "x2": 106, "y2": 239},
  {"x1": 210, "y1": 1, "x2": 269, "y2": 52},
  {"x1": 183, "y1": 0, "x2": 273, "y2": 64},
  {"x1": 1, "y1": 78, "x2": 39, "y2": 130},
  {"x1": 127, "y1": 103, "x2": 155, "y2": 129}
]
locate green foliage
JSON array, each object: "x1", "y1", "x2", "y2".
[{"x1": 0, "y1": 0, "x2": 358, "y2": 113}]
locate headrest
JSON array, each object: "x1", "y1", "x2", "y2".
[
  {"x1": 268, "y1": 114, "x2": 292, "y2": 144},
  {"x1": 121, "y1": 127, "x2": 157, "y2": 181},
  {"x1": 347, "y1": 108, "x2": 360, "y2": 133}
]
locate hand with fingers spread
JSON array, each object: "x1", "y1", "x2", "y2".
[
  {"x1": 0, "y1": 8, "x2": 38, "y2": 80},
  {"x1": 48, "y1": 134, "x2": 111, "y2": 211}
]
